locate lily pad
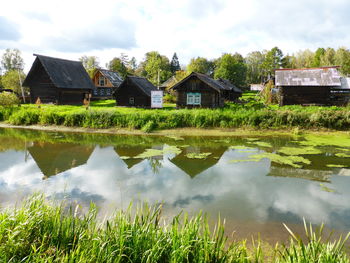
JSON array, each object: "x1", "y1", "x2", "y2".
[
  {"x1": 185, "y1": 152, "x2": 212, "y2": 159},
  {"x1": 245, "y1": 138, "x2": 259, "y2": 142},
  {"x1": 277, "y1": 146, "x2": 322, "y2": 156},
  {"x1": 120, "y1": 156, "x2": 131, "y2": 160},
  {"x1": 249, "y1": 153, "x2": 311, "y2": 168},
  {"x1": 326, "y1": 164, "x2": 346, "y2": 168},
  {"x1": 135, "y1": 146, "x2": 182, "y2": 159},
  {"x1": 335, "y1": 153, "x2": 350, "y2": 158},
  {"x1": 319, "y1": 183, "x2": 335, "y2": 193}
]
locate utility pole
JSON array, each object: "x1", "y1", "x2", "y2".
[{"x1": 17, "y1": 67, "x2": 25, "y2": 103}]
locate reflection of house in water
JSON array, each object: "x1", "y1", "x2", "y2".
[
  {"x1": 268, "y1": 166, "x2": 332, "y2": 183},
  {"x1": 28, "y1": 142, "x2": 94, "y2": 177},
  {"x1": 170, "y1": 146, "x2": 226, "y2": 178},
  {"x1": 114, "y1": 145, "x2": 164, "y2": 172}
]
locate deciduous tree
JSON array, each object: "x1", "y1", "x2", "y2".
[
  {"x1": 1, "y1": 48, "x2": 24, "y2": 72},
  {"x1": 79, "y1": 56, "x2": 99, "y2": 77},
  {"x1": 187, "y1": 57, "x2": 214, "y2": 75}
]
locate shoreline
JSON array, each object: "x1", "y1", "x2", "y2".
[{"x1": 1, "y1": 122, "x2": 349, "y2": 137}]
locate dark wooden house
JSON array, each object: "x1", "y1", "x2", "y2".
[
  {"x1": 113, "y1": 76, "x2": 158, "y2": 107},
  {"x1": 91, "y1": 69, "x2": 123, "y2": 100},
  {"x1": 275, "y1": 67, "x2": 349, "y2": 106},
  {"x1": 22, "y1": 54, "x2": 95, "y2": 105},
  {"x1": 159, "y1": 76, "x2": 177, "y2": 93},
  {"x1": 171, "y1": 72, "x2": 242, "y2": 108}
]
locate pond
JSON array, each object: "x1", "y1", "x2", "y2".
[{"x1": 1, "y1": 127, "x2": 350, "y2": 243}]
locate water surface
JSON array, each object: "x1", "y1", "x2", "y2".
[{"x1": 1, "y1": 128, "x2": 350, "y2": 243}]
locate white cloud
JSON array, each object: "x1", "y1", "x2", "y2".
[{"x1": 0, "y1": 0, "x2": 349, "y2": 73}]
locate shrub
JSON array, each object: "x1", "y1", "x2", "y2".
[
  {"x1": 0, "y1": 92, "x2": 20, "y2": 107},
  {"x1": 141, "y1": 120, "x2": 157, "y2": 133}
]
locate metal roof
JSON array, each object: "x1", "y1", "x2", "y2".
[
  {"x1": 275, "y1": 67, "x2": 342, "y2": 87},
  {"x1": 23, "y1": 54, "x2": 95, "y2": 90},
  {"x1": 99, "y1": 69, "x2": 123, "y2": 87}
]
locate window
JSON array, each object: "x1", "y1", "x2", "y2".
[
  {"x1": 106, "y1": 88, "x2": 111, "y2": 96},
  {"x1": 129, "y1": 97, "x2": 135, "y2": 105},
  {"x1": 187, "y1": 93, "x2": 201, "y2": 105},
  {"x1": 100, "y1": 89, "x2": 105, "y2": 96},
  {"x1": 99, "y1": 76, "x2": 105, "y2": 86},
  {"x1": 93, "y1": 89, "x2": 98, "y2": 96}
]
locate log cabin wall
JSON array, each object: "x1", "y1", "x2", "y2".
[
  {"x1": 114, "y1": 79, "x2": 151, "y2": 107},
  {"x1": 91, "y1": 71, "x2": 114, "y2": 100},
  {"x1": 28, "y1": 61, "x2": 58, "y2": 104},
  {"x1": 279, "y1": 86, "x2": 331, "y2": 105},
  {"x1": 175, "y1": 77, "x2": 223, "y2": 108}
]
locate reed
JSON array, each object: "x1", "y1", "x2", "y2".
[{"x1": 0, "y1": 194, "x2": 349, "y2": 262}]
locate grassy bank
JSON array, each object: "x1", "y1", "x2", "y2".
[
  {"x1": 1, "y1": 101, "x2": 350, "y2": 132},
  {"x1": 0, "y1": 194, "x2": 349, "y2": 262}
]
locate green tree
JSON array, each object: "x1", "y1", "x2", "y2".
[
  {"x1": 79, "y1": 56, "x2": 99, "y2": 77},
  {"x1": 170, "y1": 52, "x2": 181, "y2": 74},
  {"x1": 245, "y1": 51, "x2": 265, "y2": 84},
  {"x1": 261, "y1": 47, "x2": 285, "y2": 79},
  {"x1": 141, "y1": 51, "x2": 172, "y2": 85},
  {"x1": 128, "y1": 57, "x2": 137, "y2": 74},
  {"x1": 293, "y1": 49, "x2": 314, "y2": 68},
  {"x1": 335, "y1": 47, "x2": 350, "y2": 76},
  {"x1": 2, "y1": 70, "x2": 26, "y2": 94},
  {"x1": 320, "y1": 47, "x2": 336, "y2": 66},
  {"x1": 312, "y1": 48, "x2": 325, "y2": 67},
  {"x1": 1, "y1": 48, "x2": 24, "y2": 72},
  {"x1": 187, "y1": 57, "x2": 214, "y2": 75},
  {"x1": 214, "y1": 53, "x2": 247, "y2": 88},
  {"x1": 108, "y1": 57, "x2": 128, "y2": 78}
]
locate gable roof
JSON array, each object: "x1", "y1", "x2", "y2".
[
  {"x1": 172, "y1": 72, "x2": 242, "y2": 93},
  {"x1": 116, "y1": 76, "x2": 158, "y2": 97},
  {"x1": 275, "y1": 67, "x2": 342, "y2": 87},
  {"x1": 160, "y1": 76, "x2": 177, "y2": 88},
  {"x1": 98, "y1": 69, "x2": 123, "y2": 87},
  {"x1": 23, "y1": 54, "x2": 95, "y2": 90}
]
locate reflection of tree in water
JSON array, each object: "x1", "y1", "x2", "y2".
[{"x1": 148, "y1": 157, "x2": 163, "y2": 174}]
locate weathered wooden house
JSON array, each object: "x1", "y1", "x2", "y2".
[
  {"x1": 113, "y1": 76, "x2": 158, "y2": 107},
  {"x1": 275, "y1": 67, "x2": 350, "y2": 106},
  {"x1": 22, "y1": 54, "x2": 95, "y2": 105},
  {"x1": 171, "y1": 72, "x2": 242, "y2": 108},
  {"x1": 91, "y1": 69, "x2": 123, "y2": 100},
  {"x1": 159, "y1": 76, "x2": 177, "y2": 93}
]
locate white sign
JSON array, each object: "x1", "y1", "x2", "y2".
[{"x1": 151, "y1": 90, "x2": 163, "y2": 108}]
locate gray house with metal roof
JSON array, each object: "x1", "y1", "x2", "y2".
[
  {"x1": 275, "y1": 67, "x2": 350, "y2": 106},
  {"x1": 91, "y1": 69, "x2": 123, "y2": 100},
  {"x1": 23, "y1": 54, "x2": 95, "y2": 105}
]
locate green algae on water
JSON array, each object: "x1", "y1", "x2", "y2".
[
  {"x1": 319, "y1": 183, "x2": 335, "y2": 193},
  {"x1": 335, "y1": 153, "x2": 350, "y2": 158},
  {"x1": 229, "y1": 145, "x2": 255, "y2": 150},
  {"x1": 229, "y1": 159, "x2": 261, "y2": 164},
  {"x1": 166, "y1": 136, "x2": 184, "y2": 141},
  {"x1": 326, "y1": 164, "x2": 346, "y2": 168},
  {"x1": 277, "y1": 146, "x2": 323, "y2": 156},
  {"x1": 297, "y1": 134, "x2": 350, "y2": 148},
  {"x1": 135, "y1": 145, "x2": 182, "y2": 159},
  {"x1": 120, "y1": 156, "x2": 131, "y2": 160},
  {"x1": 186, "y1": 152, "x2": 212, "y2": 159},
  {"x1": 249, "y1": 153, "x2": 311, "y2": 168}
]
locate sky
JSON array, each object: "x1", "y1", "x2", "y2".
[{"x1": 0, "y1": 0, "x2": 350, "y2": 73}]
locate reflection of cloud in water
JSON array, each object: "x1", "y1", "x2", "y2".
[{"x1": 1, "y1": 145, "x2": 350, "y2": 230}]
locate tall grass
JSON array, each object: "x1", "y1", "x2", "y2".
[
  {"x1": 1, "y1": 102, "x2": 350, "y2": 131},
  {"x1": 0, "y1": 194, "x2": 349, "y2": 262}
]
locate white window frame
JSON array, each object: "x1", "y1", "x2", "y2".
[
  {"x1": 187, "y1": 93, "x2": 201, "y2": 105},
  {"x1": 99, "y1": 76, "x2": 105, "y2": 86},
  {"x1": 129, "y1": 97, "x2": 135, "y2": 105}
]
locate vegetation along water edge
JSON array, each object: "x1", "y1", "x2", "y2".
[
  {"x1": 1, "y1": 100, "x2": 350, "y2": 133},
  {"x1": 0, "y1": 194, "x2": 349, "y2": 262}
]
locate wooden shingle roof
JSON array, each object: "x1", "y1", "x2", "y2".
[
  {"x1": 172, "y1": 72, "x2": 242, "y2": 93},
  {"x1": 23, "y1": 54, "x2": 95, "y2": 90},
  {"x1": 117, "y1": 76, "x2": 158, "y2": 97}
]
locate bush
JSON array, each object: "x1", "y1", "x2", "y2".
[
  {"x1": 163, "y1": 93, "x2": 176, "y2": 103},
  {"x1": 0, "y1": 92, "x2": 20, "y2": 107},
  {"x1": 141, "y1": 120, "x2": 157, "y2": 133}
]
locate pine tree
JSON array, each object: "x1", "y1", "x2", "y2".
[{"x1": 170, "y1": 53, "x2": 181, "y2": 74}]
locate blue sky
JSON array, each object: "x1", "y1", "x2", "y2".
[{"x1": 0, "y1": 0, "x2": 349, "y2": 73}]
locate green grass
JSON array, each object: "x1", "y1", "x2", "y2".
[
  {"x1": 1, "y1": 98, "x2": 350, "y2": 131},
  {"x1": 0, "y1": 194, "x2": 348, "y2": 262}
]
